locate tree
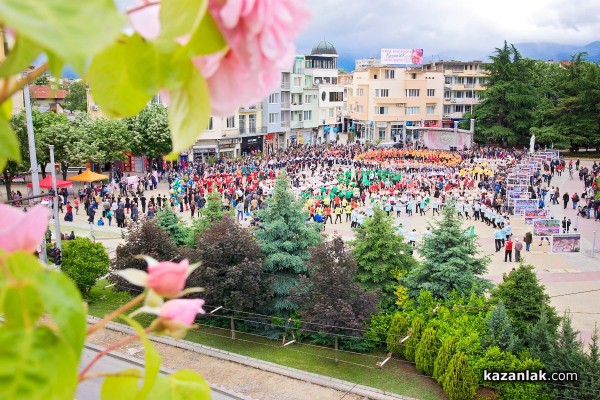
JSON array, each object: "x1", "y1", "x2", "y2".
[
  {"x1": 63, "y1": 80, "x2": 88, "y2": 112},
  {"x1": 525, "y1": 309, "x2": 557, "y2": 360},
  {"x1": 109, "y1": 220, "x2": 182, "y2": 295},
  {"x1": 293, "y1": 237, "x2": 379, "y2": 351},
  {"x1": 351, "y1": 206, "x2": 418, "y2": 310},
  {"x1": 433, "y1": 337, "x2": 457, "y2": 382},
  {"x1": 491, "y1": 263, "x2": 559, "y2": 340},
  {"x1": 188, "y1": 215, "x2": 271, "y2": 313},
  {"x1": 441, "y1": 352, "x2": 477, "y2": 400},
  {"x1": 473, "y1": 41, "x2": 538, "y2": 144},
  {"x1": 403, "y1": 205, "x2": 491, "y2": 300},
  {"x1": 62, "y1": 238, "x2": 109, "y2": 295},
  {"x1": 33, "y1": 75, "x2": 50, "y2": 86},
  {"x1": 403, "y1": 316, "x2": 424, "y2": 362},
  {"x1": 482, "y1": 300, "x2": 520, "y2": 352},
  {"x1": 386, "y1": 313, "x2": 410, "y2": 356},
  {"x1": 255, "y1": 173, "x2": 321, "y2": 316},
  {"x1": 415, "y1": 327, "x2": 440, "y2": 376},
  {"x1": 155, "y1": 208, "x2": 192, "y2": 246},
  {"x1": 190, "y1": 187, "x2": 224, "y2": 239},
  {"x1": 125, "y1": 103, "x2": 172, "y2": 159}
]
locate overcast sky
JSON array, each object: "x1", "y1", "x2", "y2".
[{"x1": 296, "y1": 0, "x2": 600, "y2": 61}]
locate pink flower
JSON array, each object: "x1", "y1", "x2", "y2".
[
  {"x1": 147, "y1": 259, "x2": 189, "y2": 297},
  {"x1": 199, "y1": 0, "x2": 311, "y2": 116},
  {"x1": 160, "y1": 299, "x2": 206, "y2": 326},
  {"x1": 127, "y1": 1, "x2": 161, "y2": 40},
  {"x1": 0, "y1": 204, "x2": 49, "y2": 254}
]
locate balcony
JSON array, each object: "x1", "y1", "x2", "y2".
[
  {"x1": 281, "y1": 82, "x2": 291, "y2": 90},
  {"x1": 239, "y1": 105, "x2": 258, "y2": 112},
  {"x1": 291, "y1": 121, "x2": 304, "y2": 129},
  {"x1": 281, "y1": 121, "x2": 290, "y2": 128},
  {"x1": 291, "y1": 102, "x2": 304, "y2": 110},
  {"x1": 280, "y1": 101, "x2": 290, "y2": 109}
]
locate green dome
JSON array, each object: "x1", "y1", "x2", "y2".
[{"x1": 311, "y1": 41, "x2": 337, "y2": 55}]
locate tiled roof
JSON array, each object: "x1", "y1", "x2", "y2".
[{"x1": 29, "y1": 85, "x2": 68, "y2": 100}]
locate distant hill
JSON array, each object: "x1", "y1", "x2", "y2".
[{"x1": 513, "y1": 41, "x2": 600, "y2": 62}]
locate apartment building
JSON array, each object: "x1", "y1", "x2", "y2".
[
  {"x1": 261, "y1": 71, "x2": 291, "y2": 152},
  {"x1": 422, "y1": 61, "x2": 487, "y2": 127},
  {"x1": 355, "y1": 58, "x2": 382, "y2": 71},
  {"x1": 290, "y1": 55, "x2": 320, "y2": 145},
  {"x1": 343, "y1": 66, "x2": 445, "y2": 142}
]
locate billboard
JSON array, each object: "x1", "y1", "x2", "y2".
[
  {"x1": 524, "y1": 209, "x2": 549, "y2": 224},
  {"x1": 381, "y1": 48, "x2": 424, "y2": 65},
  {"x1": 533, "y1": 219, "x2": 561, "y2": 237},
  {"x1": 513, "y1": 199, "x2": 538, "y2": 215},
  {"x1": 551, "y1": 234, "x2": 581, "y2": 253}
]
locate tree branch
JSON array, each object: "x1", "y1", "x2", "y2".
[{"x1": 0, "y1": 62, "x2": 49, "y2": 105}]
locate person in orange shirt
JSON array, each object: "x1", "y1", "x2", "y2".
[
  {"x1": 324, "y1": 206, "x2": 332, "y2": 224},
  {"x1": 333, "y1": 195, "x2": 341, "y2": 206}
]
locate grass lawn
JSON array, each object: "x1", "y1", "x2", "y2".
[{"x1": 87, "y1": 280, "x2": 446, "y2": 400}]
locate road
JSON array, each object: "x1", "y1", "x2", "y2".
[{"x1": 77, "y1": 344, "x2": 239, "y2": 400}]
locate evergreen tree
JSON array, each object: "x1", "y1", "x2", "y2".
[
  {"x1": 255, "y1": 173, "x2": 321, "y2": 316},
  {"x1": 386, "y1": 313, "x2": 410, "y2": 357},
  {"x1": 415, "y1": 327, "x2": 440, "y2": 376},
  {"x1": 473, "y1": 41, "x2": 539, "y2": 144},
  {"x1": 351, "y1": 206, "x2": 418, "y2": 310},
  {"x1": 403, "y1": 316, "x2": 424, "y2": 362},
  {"x1": 491, "y1": 263, "x2": 559, "y2": 340},
  {"x1": 525, "y1": 309, "x2": 557, "y2": 360},
  {"x1": 188, "y1": 215, "x2": 271, "y2": 313},
  {"x1": 483, "y1": 300, "x2": 520, "y2": 352},
  {"x1": 403, "y1": 205, "x2": 491, "y2": 300},
  {"x1": 155, "y1": 208, "x2": 192, "y2": 246},
  {"x1": 442, "y1": 352, "x2": 477, "y2": 400},
  {"x1": 434, "y1": 337, "x2": 457, "y2": 382},
  {"x1": 190, "y1": 187, "x2": 224, "y2": 238}
]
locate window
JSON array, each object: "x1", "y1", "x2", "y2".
[
  {"x1": 479, "y1": 78, "x2": 487, "y2": 85},
  {"x1": 411, "y1": 73, "x2": 416, "y2": 79},
  {"x1": 406, "y1": 89, "x2": 420, "y2": 97},
  {"x1": 444, "y1": 105, "x2": 452, "y2": 114},
  {"x1": 304, "y1": 95, "x2": 312, "y2": 104},
  {"x1": 405, "y1": 107, "x2": 420, "y2": 115},
  {"x1": 454, "y1": 105, "x2": 464, "y2": 113},
  {"x1": 426, "y1": 104, "x2": 436, "y2": 114},
  {"x1": 375, "y1": 106, "x2": 388, "y2": 115},
  {"x1": 294, "y1": 77, "x2": 302, "y2": 86},
  {"x1": 378, "y1": 128, "x2": 386, "y2": 140},
  {"x1": 427, "y1": 89, "x2": 435, "y2": 97},
  {"x1": 329, "y1": 108, "x2": 334, "y2": 118},
  {"x1": 268, "y1": 113, "x2": 278, "y2": 124},
  {"x1": 268, "y1": 93, "x2": 279, "y2": 103},
  {"x1": 375, "y1": 89, "x2": 389, "y2": 97},
  {"x1": 357, "y1": 88, "x2": 364, "y2": 96},
  {"x1": 455, "y1": 77, "x2": 464, "y2": 84},
  {"x1": 303, "y1": 110, "x2": 312, "y2": 120},
  {"x1": 444, "y1": 91, "x2": 451, "y2": 99},
  {"x1": 384, "y1": 69, "x2": 395, "y2": 79},
  {"x1": 249, "y1": 114, "x2": 256, "y2": 132},
  {"x1": 465, "y1": 105, "x2": 472, "y2": 113},
  {"x1": 373, "y1": 74, "x2": 378, "y2": 79},
  {"x1": 207, "y1": 117, "x2": 213, "y2": 131},
  {"x1": 465, "y1": 91, "x2": 474, "y2": 98},
  {"x1": 329, "y1": 92, "x2": 343, "y2": 102},
  {"x1": 238, "y1": 115, "x2": 245, "y2": 132},
  {"x1": 357, "y1": 105, "x2": 364, "y2": 113},
  {"x1": 226, "y1": 116, "x2": 235, "y2": 128},
  {"x1": 445, "y1": 76, "x2": 452, "y2": 84},
  {"x1": 466, "y1": 77, "x2": 475, "y2": 84}
]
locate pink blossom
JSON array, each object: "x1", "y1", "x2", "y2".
[
  {"x1": 160, "y1": 299, "x2": 206, "y2": 326},
  {"x1": 0, "y1": 204, "x2": 49, "y2": 254},
  {"x1": 200, "y1": 0, "x2": 311, "y2": 116},
  {"x1": 146, "y1": 259, "x2": 189, "y2": 297},
  {"x1": 127, "y1": 1, "x2": 161, "y2": 40}
]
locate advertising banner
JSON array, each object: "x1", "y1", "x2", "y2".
[
  {"x1": 422, "y1": 130, "x2": 471, "y2": 150},
  {"x1": 524, "y1": 209, "x2": 549, "y2": 224},
  {"x1": 513, "y1": 199, "x2": 539, "y2": 215},
  {"x1": 551, "y1": 234, "x2": 581, "y2": 253},
  {"x1": 533, "y1": 219, "x2": 561, "y2": 237},
  {"x1": 381, "y1": 48, "x2": 424, "y2": 65},
  {"x1": 507, "y1": 190, "x2": 531, "y2": 205}
]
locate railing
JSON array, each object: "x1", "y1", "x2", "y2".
[
  {"x1": 239, "y1": 105, "x2": 258, "y2": 112},
  {"x1": 281, "y1": 121, "x2": 290, "y2": 128},
  {"x1": 281, "y1": 82, "x2": 291, "y2": 90},
  {"x1": 280, "y1": 101, "x2": 290, "y2": 109},
  {"x1": 291, "y1": 121, "x2": 304, "y2": 129}
]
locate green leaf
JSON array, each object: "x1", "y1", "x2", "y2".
[
  {"x1": 0, "y1": 115, "x2": 22, "y2": 171},
  {"x1": 1, "y1": 284, "x2": 43, "y2": 330},
  {"x1": 88, "y1": 34, "x2": 160, "y2": 118},
  {"x1": 159, "y1": 0, "x2": 207, "y2": 40},
  {"x1": 0, "y1": 325, "x2": 79, "y2": 400},
  {"x1": 101, "y1": 369, "x2": 141, "y2": 400},
  {"x1": 0, "y1": 0, "x2": 125, "y2": 74},
  {"x1": 167, "y1": 65, "x2": 210, "y2": 154},
  {"x1": 146, "y1": 369, "x2": 211, "y2": 400},
  {"x1": 120, "y1": 316, "x2": 161, "y2": 399},
  {"x1": 186, "y1": 10, "x2": 228, "y2": 56},
  {"x1": 0, "y1": 35, "x2": 41, "y2": 77}
]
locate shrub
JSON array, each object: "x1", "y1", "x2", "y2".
[
  {"x1": 416, "y1": 327, "x2": 440, "y2": 376},
  {"x1": 434, "y1": 337, "x2": 457, "y2": 382},
  {"x1": 403, "y1": 316, "x2": 424, "y2": 362},
  {"x1": 442, "y1": 352, "x2": 477, "y2": 400},
  {"x1": 386, "y1": 313, "x2": 410, "y2": 356},
  {"x1": 62, "y1": 238, "x2": 109, "y2": 295},
  {"x1": 365, "y1": 312, "x2": 394, "y2": 350}
]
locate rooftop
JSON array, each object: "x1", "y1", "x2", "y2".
[
  {"x1": 311, "y1": 41, "x2": 337, "y2": 56},
  {"x1": 29, "y1": 85, "x2": 68, "y2": 100}
]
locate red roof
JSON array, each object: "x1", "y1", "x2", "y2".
[{"x1": 29, "y1": 85, "x2": 68, "y2": 100}]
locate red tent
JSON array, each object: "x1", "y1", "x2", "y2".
[{"x1": 27, "y1": 176, "x2": 73, "y2": 189}]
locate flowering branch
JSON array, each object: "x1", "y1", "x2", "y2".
[{"x1": 87, "y1": 293, "x2": 145, "y2": 336}]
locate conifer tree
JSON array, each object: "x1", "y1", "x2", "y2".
[
  {"x1": 403, "y1": 316, "x2": 424, "y2": 362},
  {"x1": 434, "y1": 337, "x2": 457, "y2": 382},
  {"x1": 386, "y1": 313, "x2": 410, "y2": 356},
  {"x1": 442, "y1": 352, "x2": 477, "y2": 400},
  {"x1": 403, "y1": 205, "x2": 491, "y2": 300},
  {"x1": 255, "y1": 173, "x2": 321, "y2": 316},
  {"x1": 525, "y1": 309, "x2": 557, "y2": 359},
  {"x1": 155, "y1": 207, "x2": 191, "y2": 246},
  {"x1": 491, "y1": 263, "x2": 559, "y2": 340},
  {"x1": 415, "y1": 327, "x2": 440, "y2": 376},
  {"x1": 352, "y1": 206, "x2": 418, "y2": 310},
  {"x1": 190, "y1": 186, "x2": 224, "y2": 238},
  {"x1": 483, "y1": 300, "x2": 520, "y2": 352}
]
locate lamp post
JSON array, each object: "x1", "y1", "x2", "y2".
[
  {"x1": 49, "y1": 145, "x2": 62, "y2": 266},
  {"x1": 24, "y1": 82, "x2": 47, "y2": 263}
]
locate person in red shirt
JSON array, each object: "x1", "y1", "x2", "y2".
[
  {"x1": 324, "y1": 206, "x2": 332, "y2": 224},
  {"x1": 504, "y1": 238, "x2": 513, "y2": 262}
]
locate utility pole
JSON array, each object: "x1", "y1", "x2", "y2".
[
  {"x1": 49, "y1": 145, "x2": 62, "y2": 267},
  {"x1": 24, "y1": 82, "x2": 47, "y2": 263}
]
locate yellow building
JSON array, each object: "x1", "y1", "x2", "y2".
[{"x1": 343, "y1": 66, "x2": 444, "y2": 142}]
